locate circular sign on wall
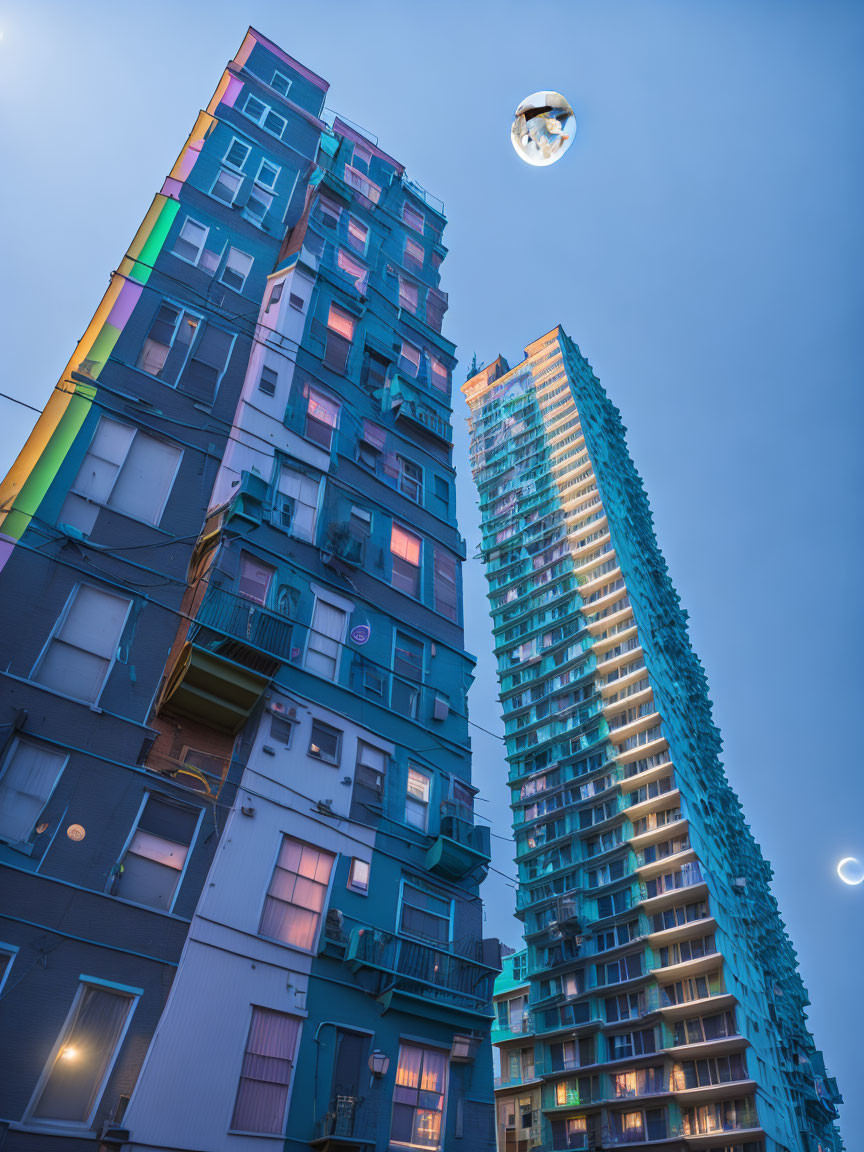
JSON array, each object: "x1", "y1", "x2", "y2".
[
  {"x1": 66, "y1": 824, "x2": 86, "y2": 842},
  {"x1": 350, "y1": 624, "x2": 371, "y2": 645}
]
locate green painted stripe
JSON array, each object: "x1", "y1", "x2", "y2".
[{"x1": 131, "y1": 197, "x2": 181, "y2": 284}]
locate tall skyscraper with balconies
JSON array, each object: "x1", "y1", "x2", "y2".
[
  {"x1": 0, "y1": 28, "x2": 497, "y2": 1152},
  {"x1": 465, "y1": 328, "x2": 842, "y2": 1152}
]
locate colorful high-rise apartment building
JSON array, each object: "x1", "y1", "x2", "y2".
[
  {"x1": 0, "y1": 28, "x2": 498, "y2": 1152},
  {"x1": 464, "y1": 328, "x2": 842, "y2": 1152}
]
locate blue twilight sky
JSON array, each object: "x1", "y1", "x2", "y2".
[{"x1": 0, "y1": 0, "x2": 861, "y2": 1138}]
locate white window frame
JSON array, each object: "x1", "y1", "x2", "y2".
[
  {"x1": 220, "y1": 247, "x2": 254, "y2": 293},
  {"x1": 223, "y1": 136, "x2": 252, "y2": 172},
  {"x1": 0, "y1": 738, "x2": 68, "y2": 847},
  {"x1": 348, "y1": 857, "x2": 370, "y2": 895},
  {"x1": 271, "y1": 70, "x2": 292, "y2": 97},
  {"x1": 274, "y1": 462, "x2": 322, "y2": 542},
  {"x1": 210, "y1": 167, "x2": 243, "y2": 206},
  {"x1": 242, "y1": 93, "x2": 287, "y2": 139},
  {"x1": 302, "y1": 586, "x2": 353, "y2": 682},
  {"x1": 404, "y1": 766, "x2": 432, "y2": 832},
  {"x1": 32, "y1": 583, "x2": 132, "y2": 706},
  {"x1": 243, "y1": 185, "x2": 274, "y2": 226},
  {"x1": 255, "y1": 157, "x2": 281, "y2": 190},
  {"x1": 24, "y1": 977, "x2": 140, "y2": 1129},
  {"x1": 111, "y1": 791, "x2": 203, "y2": 914},
  {"x1": 172, "y1": 216, "x2": 209, "y2": 267},
  {"x1": 258, "y1": 834, "x2": 336, "y2": 954},
  {"x1": 66, "y1": 416, "x2": 183, "y2": 528}
]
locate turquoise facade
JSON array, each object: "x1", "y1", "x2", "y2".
[{"x1": 466, "y1": 328, "x2": 842, "y2": 1152}]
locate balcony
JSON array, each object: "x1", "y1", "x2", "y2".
[
  {"x1": 311, "y1": 1095, "x2": 373, "y2": 1151},
  {"x1": 345, "y1": 926, "x2": 497, "y2": 1025},
  {"x1": 387, "y1": 375, "x2": 453, "y2": 445},
  {"x1": 159, "y1": 586, "x2": 294, "y2": 733},
  {"x1": 425, "y1": 802, "x2": 492, "y2": 881}
]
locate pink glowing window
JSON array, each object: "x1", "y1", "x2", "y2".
[
  {"x1": 326, "y1": 304, "x2": 355, "y2": 341},
  {"x1": 337, "y1": 250, "x2": 368, "y2": 294},
  {"x1": 347, "y1": 216, "x2": 368, "y2": 253},
  {"x1": 403, "y1": 203, "x2": 425, "y2": 233},
  {"x1": 430, "y1": 355, "x2": 449, "y2": 391},
  {"x1": 398, "y1": 278, "x2": 419, "y2": 313},
  {"x1": 404, "y1": 237, "x2": 424, "y2": 267},
  {"x1": 391, "y1": 524, "x2": 421, "y2": 567}
]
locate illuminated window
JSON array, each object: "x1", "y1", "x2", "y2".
[
  {"x1": 403, "y1": 203, "x2": 425, "y2": 233},
  {"x1": 348, "y1": 858, "x2": 370, "y2": 894},
  {"x1": 404, "y1": 236, "x2": 424, "y2": 268},
  {"x1": 337, "y1": 249, "x2": 368, "y2": 294},
  {"x1": 324, "y1": 304, "x2": 355, "y2": 373},
  {"x1": 430, "y1": 355, "x2": 449, "y2": 392},
  {"x1": 238, "y1": 555, "x2": 275, "y2": 604},
  {"x1": 404, "y1": 769, "x2": 431, "y2": 832},
  {"x1": 259, "y1": 835, "x2": 335, "y2": 951},
  {"x1": 391, "y1": 1043, "x2": 446, "y2": 1149},
  {"x1": 308, "y1": 719, "x2": 342, "y2": 765},
  {"x1": 305, "y1": 387, "x2": 340, "y2": 449},
  {"x1": 347, "y1": 216, "x2": 368, "y2": 253},
  {"x1": 398, "y1": 277, "x2": 419, "y2": 313},
  {"x1": 391, "y1": 524, "x2": 422, "y2": 596},
  {"x1": 29, "y1": 982, "x2": 136, "y2": 1125},
  {"x1": 398, "y1": 340, "x2": 421, "y2": 376}
]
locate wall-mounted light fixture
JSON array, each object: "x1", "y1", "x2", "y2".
[{"x1": 368, "y1": 1050, "x2": 390, "y2": 1078}]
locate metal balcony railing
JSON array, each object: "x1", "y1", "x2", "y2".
[
  {"x1": 348, "y1": 926, "x2": 496, "y2": 1011},
  {"x1": 193, "y1": 586, "x2": 294, "y2": 662}
]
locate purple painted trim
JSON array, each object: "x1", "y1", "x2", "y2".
[
  {"x1": 246, "y1": 27, "x2": 329, "y2": 92},
  {"x1": 161, "y1": 177, "x2": 183, "y2": 198},
  {"x1": 0, "y1": 535, "x2": 15, "y2": 576},
  {"x1": 222, "y1": 74, "x2": 244, "y2": 108},
  {"x1": 333, "y1": 118, "x2": 404, "y2": 175},
  {"x1": 106, "y1": 279, "x2": 144, "y2": 330}
]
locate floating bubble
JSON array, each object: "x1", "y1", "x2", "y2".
[
  {"x1": 836, "y1": 857, "x2": 864, "y2": 886},
  {"x1": 511, "y1": 91, "x2": 576, "y2": 167}
]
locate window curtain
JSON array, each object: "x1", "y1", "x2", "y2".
[
  {"x1": 231, "y1": 1007, "x2": 300, "y2": 1133},
  {"x1": 259, "y1": 837, "x2": 334, "y2": 951},
  {"x1": 33, "y1": 985, "x2": 131, "y2": 1122}
]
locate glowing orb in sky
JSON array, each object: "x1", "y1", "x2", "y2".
[
  {"x1": 836, "y1": 857, "x2": 864, "y2": 886},
  {"x1": 511, "y1": 91, "x2": 576, "y2": 167}
]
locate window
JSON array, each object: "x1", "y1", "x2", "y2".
[
  {"x1": 403, "y1": 203, "x2": 425, "y2": 233},
  {"x1": 348, "y1": 858, "x2": 370, "y2": 894},
  {"x1": 173, "y1": 217, "x2": 208, "y2": 264},
  {"x1": 347, "y1": 216, "x2": 368, "y2": 253},
  {"x1": 433, "y1": 549, "x2": 458, "y2": 622},
  {"x1": 608, "y1": 1028, "x2": 655, "y2": 1060},
  {"x1": 243, "y1": 93, "x2": 287, "y2": 138},
  {"x1": 137, "y1": 303, "x2": 201, "y2": 381},
  {"x1": 259, "y1": 366, "x2": 278, "y2": 396},
  {"x1": 61, "y1": 416, "x2": 182, "y2": 533},
  {"x1": 270, "y1": 714, "x2": 294, "y2": 746},
  {"x1": 337, "y1": 249, "x2": 368, "y2": 294},
  {"x1": 113, "y1": 794, "x2": 199, "y2": 910},
  {"x1": 404, "y1": 236, "x2": 424, "y2": 268},
  {"x1": 231, "y1": 1007, "x2": 300, "y2": 1134},
  {"x1": 180, "y1": 324, "x2": 235, "y2": 403},
  {"x1": 397, "y1": 456, "x2": 423, "y2": 502},
  {"x1": 271, "y1": 70, "x2": 292, "y2": 96},
  {"x1": 305, "y1": 597, "x2": 349, "y2": 680},
  {"x1": 304, "y1": 387, "x2": 340, "y2": 450},
  {"x1": 238, "y1": 555, "x2": 275, "y2": 605},
  {"x1": 34, "y1": 585, "x2": 131, "y2": 703},
  {"x1": 221, "y1": 247, "x2": 254, "y2": 292},
  {"x1": 434, "y1": 475, "x2": 449, "y2": 508},
  {"x1": 260, "y1": 835, "x2": 335, "y2": 950},
  {"x1": 0, "y1": 739, "x2": 67, "y2": 845},
  {"x1": 276, "y1": 465, "x2": 320, "y2": 541},
  {"x1": 289, "y1": 293, "x2": 304, "y2": 310},
  {"x1": 399, "y1": 340, "x2": 421, "y2": 376},
  {"x1": 393, "y1": 630, "x2": 423, "y2": 718},
  {"x1": 430, "y1": 355, "x2": 449, "y2": 392},
  {"x1": 405, "y1": 768, "x2": 431, "y2": 831},
  {"x1": 265, "y1": 281, "x2": 284, "y2": 314},
  {"x1": 245, "y1": 185, "x2": 273, "y2": 225},
  {"x1": 255, "y1": 159, "x2": 280, "y2": 190},
  {"x1": 352, "y1": 144, "x2": 372, "y2": 174},
  {"x1": 391, "y1": 524, "x2": 422, "y2": 597},
  {"x1": 324, "y1": 304, "x2": 355, "y2": 373},
  {"x1": 308, "y1": 720, "x2": 342, "y2": 765},
  {"x1": 400, "y1": 882, "x2": 451, "y2": 943},
  {"x1": 391, "y1": 1043, "x2": 446, "y2": 1149},
  {"x1": 318, "y1": 196, "x2": 342, "y2": 228},
  {"x1": 30, "y1": 981, "x2": 136, "y2": 1125},
  {"x1": 398, "y1": 277, "x2": 419, "y2": 313},
  {"x1": 355, "y1": 741, "x2": 387, "y2": 796},
  {"x1": 224, "y1": 138, "x2": 251, "y2": 170},
  {"x1": 211, "y1": 168, "x2": 242, "y2": 204}
]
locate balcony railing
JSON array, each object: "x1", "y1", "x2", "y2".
[
  {"x1": 346, "y1": 926, "x2": 496, "y2": 1015},
  {"x1": 194, "y1": 586, "x2": 294, "y2": 664}
]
